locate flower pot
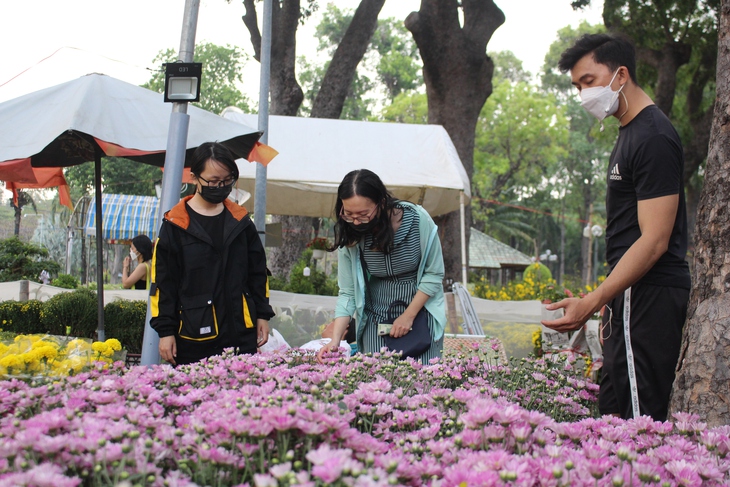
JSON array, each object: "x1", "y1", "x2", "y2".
[{"x1": 312, "y1": 249, "x2": 325, "y2": 259}]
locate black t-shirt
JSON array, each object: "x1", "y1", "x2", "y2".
[
  {"x1": 186, "y1": 203, "x2": 225, "y2": 253},
  {"x1": 605, "y1": 105, "x2": 690, "y2": 289}
]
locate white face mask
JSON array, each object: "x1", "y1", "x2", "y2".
[
  {"x1": 579, "y1": 68, "x2": 624, "y2": 128},
  {"x1": 130, "y1": 250, "x2": 138, "y2": 260}
]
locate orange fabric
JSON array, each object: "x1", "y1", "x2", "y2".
[
  {"x1": 5, "y1": 167, "x2": 73, "y2": 209},
  {"x1": 164, "y1": 195, "x2": 249, "y2": 231},
  {"x1": 0, "y1": 158, "x2": 37, "y2": 184},
  {"x1": 94, "y1": 138, "x2": 165, "y2": 158},
  {"x1": 247, "y1": 142, "x2": 278, "y2": 166}
]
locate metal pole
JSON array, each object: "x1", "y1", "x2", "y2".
[
  {"x1": 459, "y1": 191, "x2": 467, "y2": 285},
  {"x1": 141, "y1": 0, "x2": 200, "y2": 366},
  {"x1": 94, "y1": 150, "x2": 105, "y2": 341},
  {"x1": 254, "y1": 0, "x2": 273, "y2": 245},
  {"x1": 593, "y1": 236, "x2": 599, "y2": 284}
]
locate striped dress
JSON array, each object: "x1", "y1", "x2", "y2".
[{"x1": 360, "y1": 204, "x2": 443, "y2": 364}]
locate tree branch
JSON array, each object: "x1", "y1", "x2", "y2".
[
  {"x1": 242, "y1": 0, "x2": 261, "y2": 62},
  {"x1": 311, "y1": 0, "x2": 386, "y2": 118}
]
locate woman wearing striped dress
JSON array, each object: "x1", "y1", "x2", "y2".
[{"x1": 317, "y1": 169, "x2": 446, "y2": 365}]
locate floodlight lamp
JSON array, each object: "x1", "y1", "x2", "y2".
[{"x1": 164, "y1": 62, "x2": 202, "y2": 103}]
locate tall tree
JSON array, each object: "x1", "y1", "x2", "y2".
[
  {"x1": 669, "y1": 0, "x2": 730, "y2": 426},
  {"x1": 240, "y1": 0, "x2": 386, "y2": 279},
  {"x1": 405, "y1": 0, "x2": 505, "y2": 281}
]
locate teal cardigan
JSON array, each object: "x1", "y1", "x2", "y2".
[{"x1": 334, "y1": 202, "x2": 446, "y2": 351}]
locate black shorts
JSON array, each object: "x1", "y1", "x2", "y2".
[{"x1": 598, "y1": 282, "x2": 689, "y2": 421}]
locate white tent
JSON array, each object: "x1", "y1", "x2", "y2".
[{"x1": 223, "y1": 109, "x2": 471, "y2": 218}]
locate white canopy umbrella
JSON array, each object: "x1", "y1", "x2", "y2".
[
  {"x1": 0, "y1": 74, "x2": 263, "y2": 337},
  {"x1": 222, "y1": 109, "x2": 471, "y2": 218}
]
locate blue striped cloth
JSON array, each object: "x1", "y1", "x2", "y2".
[{"x1": 85, "y1": 194, "x2": 160, "y2": 242}]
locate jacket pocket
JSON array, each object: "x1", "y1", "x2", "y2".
[
  {"x1": 242, "y1": 293, "x2": 255, "y2": 329},
  {"x1": 179, "y1": 296, "x2": 219, "y2": 341}
]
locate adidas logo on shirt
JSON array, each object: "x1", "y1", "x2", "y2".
[{"x1": 610, "y1": 164, "x2": 622, "y2": 181}]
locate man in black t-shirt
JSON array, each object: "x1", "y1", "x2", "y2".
[{"x1": 542, "y1": 34, "x2": 691, "y2": 421}]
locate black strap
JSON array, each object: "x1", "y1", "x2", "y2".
[{"x1": 358, "y1": 244, "x2": 371, "y2": 303}]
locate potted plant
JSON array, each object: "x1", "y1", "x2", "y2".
[{"x1": 307, "y1": 237, "x2": 329, "y2": 259}]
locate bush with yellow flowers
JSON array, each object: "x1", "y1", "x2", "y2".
[
  {"x1": 472, "y1": 264, "x2": 602, "y2": 302},
  {"x1": 0, "y1": 334, "x2": 123, "y2": 379}
]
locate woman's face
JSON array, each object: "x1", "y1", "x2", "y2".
[{"x1": 340, "y1": 195, "x2": 379, "y2": 227}]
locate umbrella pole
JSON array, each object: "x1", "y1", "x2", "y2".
[{"x1": 94, "y1": 148, "x2": 105, "y2": 341}]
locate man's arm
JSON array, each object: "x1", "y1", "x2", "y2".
[{"x1": 543, "y1": 194, "x2": 678, "y2": 332}]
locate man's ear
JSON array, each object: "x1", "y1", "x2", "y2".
[{"x1": 618, "y1": 66, "x2": 630, "y2": 86}]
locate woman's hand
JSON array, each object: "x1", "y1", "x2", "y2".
[
  {"x1": 316, "y1": 340, "x2": 343, "y2": 364},
  {"x1": 159, "y1": 335, "x2": 177, "y2": 365},
  {"x1": 123, "y1": 256, "x2": 131, "y2": 269},
  {"x1": 390, "y1": 313, "x2": 415, "y2": 338},
  {"x1": 257, "y1": 319, "x2": 270, "y2": 347}
]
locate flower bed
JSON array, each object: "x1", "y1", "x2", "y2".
[
  {"x1": 0, "y1": 344, "x2": 728, "y2": 486},
  {"x1": 0, "y1": 334, "x2": 123, "y2": 379}
]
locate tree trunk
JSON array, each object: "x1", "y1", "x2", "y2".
[
  {"x1": 406, "y1": 0, "x2": 505, "y2": 281},
  {"x1": 581, "y1": 200, "x2": 593, "y2": 286},
  {"x1": 635, "y1": 43, "x2": 691, "y2": 116},
  {"x1": 13, "y1": 205, "x2": 20, "y2": 236},
  {"x1": 669, "y1": 0, "x2": 730, "y2": 426}
]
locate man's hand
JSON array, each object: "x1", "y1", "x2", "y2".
[
  {"x1": 159, "y1": 335, "x2": 177, "y2": 365},
  {"x1": 257, "y1": 319, "x2": 270, "y2": 347},
  {"x1": 542, "y1": 295, "x2": 602, "y2": 333}
]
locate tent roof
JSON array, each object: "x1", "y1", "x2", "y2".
[
  {"x1": 0, "y1": 74, "x2": 261, "y2": 167},
  {"x1": 223, "y1": 110, "x2": 471, "y2": 217},
  {"x1": 469, "y1": 228, "x2": 533, "y2": 269},
  {"x1": 85, "y1": 194, "x2": 160, "y2": 242}
]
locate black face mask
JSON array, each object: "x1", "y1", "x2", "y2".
[
  {"x1": 199, "y1": 182, "x2": 234, "y2": 204},
  {"x1": 348, "y1": 219, "x2": 377, "y2": 234}
]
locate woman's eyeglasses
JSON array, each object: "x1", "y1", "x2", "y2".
[
  {"x1": 340, "y1": 206, "x2": 377, "y2": 224},
  {"x1": 197, "y1": 174, "x2": 237, "y2": 188}
]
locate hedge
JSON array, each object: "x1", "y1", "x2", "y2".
[{"x1": 0, "y1": 293, "x2": 147, "y2": 354}]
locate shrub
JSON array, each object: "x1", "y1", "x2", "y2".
[
  {"x1": 285, "y1": 248, "x2": 338, "y2": 296},
  {"x1": 0, "y1": 236, "x2": 60, "y2": 282},
  {"x1": 522, "y1": 262, "x2": 552, "y2": 283},
  {"x1": 104, "y1": 300, "x2": 147, "y2": 354},
  {"x1": 0, "y1": 300, "x2": 45, "y2": 334},
  {"x1": 41, "y1": 289, "x2": 97, "y2": 338},
  {"x1": 51, "y1": 274, "x2": 79, "y2": 289}
]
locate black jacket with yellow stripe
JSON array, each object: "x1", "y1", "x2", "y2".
[{"x1": 150, "y1": 195, "x2": 274, "y2": 364}]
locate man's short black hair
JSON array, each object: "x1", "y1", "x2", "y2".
[{"x1": 558, "y1": 33, "x2": 638, "y2": 84}]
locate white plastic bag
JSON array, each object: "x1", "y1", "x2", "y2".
[
  {"x1": 540, "y1": 305, "x2": 570, "y2": 352},
  {"x1": 258, "y1": 328, "x2": 290, "y2": 353}
]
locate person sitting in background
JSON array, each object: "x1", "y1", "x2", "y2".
[{"x1": 122, "y1": 234, "x2": 152, "y2": 290}]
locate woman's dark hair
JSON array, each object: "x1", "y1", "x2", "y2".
[
  {"x1": 558, "y1": 33, "x2": 638, "y2": 85},
  {"x1": 189, "y1": 141, "x2": 240, "y2": 180},
  {"x1": 132, "y1": 234, "x2": 153, "y2": 262},
  {"x1": 332, "y1": 169, "x2": 401, "y2": 252}
]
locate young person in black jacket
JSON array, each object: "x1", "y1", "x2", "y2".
[{"x1": 150, "y1": 142, "x2": 273, "y2": 365}]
